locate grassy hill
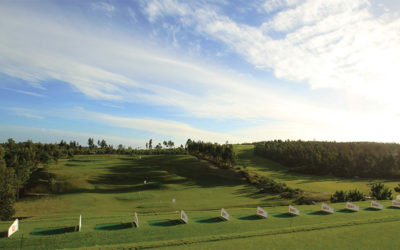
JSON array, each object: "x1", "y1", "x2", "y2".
[
  {"x1": 15, "y1": 154, "x2": 284, "y2": 219},
  {"x1": 1, "y1": 151, "x2": 400, "y2": 249},
  {"x1": 235, "y1": 144, "x2": 400, "y2": 199}
]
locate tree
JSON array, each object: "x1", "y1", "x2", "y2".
[
  {"x1": 88, "y1": 138, "x2": 94, "y2": 150},
  {"x1": 117, "y1": 144, "x2": 125, "y2": 154},
  {"x1": 100, "y1": 139, "x2": 107, "y2": 149},
  {"x1": 149, "y1": 139, "x2": 153, "y2": 150},
  {"x1": 0, "y1": 145, "x2": 16, "y2": 220}
]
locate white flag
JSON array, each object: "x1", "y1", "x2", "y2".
[
  {"x1": 371, "y1": 200, "x2": 384, "y2": 210},
  {"x1": 288, "y1": 205, "x2": 300, "y2": 216},
  {"x1": 257, "y1": 206, "x2": 268, "y2": 218},
  {"x1": 345, "y1": 202, "x2": 359, "y2": 212},
  {"x1": 78, "y1": 215, "x2": 82, "y2": 232},
  {"x1": 134, "y1": 212, "x2": 139, "y2": 228},
  {"x1": 320, "y1": 203, "x2": 334, "y2": 213},
  {"x1": 8, "y1": 219, "x2": 19, "y2": 238},
  {"x1": 220, "y1": 208, "x2": 230, "y2": 221},
  {"x1": 392, "y1": 200, "x2": 400, "y2": 208},
  {"x1": 180, "y1": 210, "x2": 188, "y2": 224}
]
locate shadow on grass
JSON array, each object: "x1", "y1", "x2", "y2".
[
  {"x1": 307, "y1": 211, "x2": 331, "y2": 216},
  {"x1": 364, "y1": 207, "x2": 383, "y2": 211},
  {"x1": 237, "y1": 215, "x2": 263, "y2": 221},
  {"x1": 11, "y1": 216, "x2": 30, "y2": 220},
  {"x1": 337, "y1": 209, "x2": 357, "y2": 213},
  {"x1": 194, "y1": 217, "x2": 225, "y2": 223},
  {"x1": 273, "y1": 213, "x2": 297, "y2": 218},
  {"x1": 234, "y1": 186, "x2": 268, "y2": 199},
  {"x1": 61, "y1": 155, "x2": 247, "y2": 195},
  {"x1": 148, "y1": 219, "x2": 183, "y2": 227},
  {"x1": 30, "y1": 226, "x2": 76, "y2": 236},
  {"x1": 95, "y1": 222, "x2": 133, "y2": 231},
  {"x1": 0, "y1": 231, "x2": 7, "y2": 238},
  {"x1": 387, "y1": 206, "x2": 400, "y2": 209}
]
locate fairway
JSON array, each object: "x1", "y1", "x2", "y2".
[
  {"x1": 235, "y1": 145, "x2": 400, "y2": 199},
  {"x1": 1, "y1": 153, "x2": 400, "y2": 249},
  {"x1": 14, "y1": 154, "x2": 284, "y2": 219}
]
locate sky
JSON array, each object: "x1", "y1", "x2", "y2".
[{"x1": 1, "y1": 0, "x2": 400, "y2": 148}]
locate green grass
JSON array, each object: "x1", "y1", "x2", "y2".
[
  {"x1": 14, "y1": 154, "x2": 284, "y2": 220},
  {"x1": 235, "y1": 144, "x2": 400, "y2": 199},
  {"x1": 1, "y1": 152, "x2": 400, "y2": 249},
  {"x1": 164, "y1": 218, "x2": 400, "y2": 250},
  {"x1": 1, "y1": 201, "x2": 400, "y2": 249}
]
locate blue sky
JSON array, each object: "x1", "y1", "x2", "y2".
[{"x1": 1, "y1": 0, "x2": 400, "y2": 148}]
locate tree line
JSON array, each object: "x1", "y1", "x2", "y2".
[
  {"x1": 186, "y1": 139, "x2": 236, "y2": 168},
  {"x1": 0, "y1": 139, "x2": 65, "y2": 220},
  {"x1": 254, "y1": 140, "x2": 400, "y2": 178}
]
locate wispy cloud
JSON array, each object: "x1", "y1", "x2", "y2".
[
  {"x1": 3, "y1": 87, "x2": 46, "y2": 98},
  {"x1": 91, "y1": 2, "x2": 115, "y2": 16},
  {"x1": 7, "y1": 107, "x2": 44, "y2": 120},
  {"x1": 76, "y1": 108, "x2": 238, "y2": 143},
  {"x1": 0, "y1": 2, "x2": 319, "y2": 121}
]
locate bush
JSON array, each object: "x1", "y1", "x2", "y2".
[
  {"x1": 294, "y1": 196, "x2": 314, "y2": 205},
  {"x1": 370, "y1": 183, "x2": 393, "y2": 200},
  {"x1": 331, "y1": 190, "x2": 347, "y2": 203},
  {"x1": 346, "y1": 189, "x2": 365, "y2": 201},
  {"x1": 394, "y1": 184, "x2": 400, "y2": 193},
  {"x1": 331, "y1": 189, "x2": 365, "y2": 203}
]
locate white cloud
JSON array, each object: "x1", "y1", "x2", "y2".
[
  {"x1": 91, "y1": 2, "x2": 115, "y2": 16},
  {"x1": 142, "y1": 0, "x2": 400, "y2": 114},
  {"x1": 144, "y1": 0, "x2": 191, "y2": 22},
  {"x1": 0, "y1": 3, "x2": 315, "y2": 121},
  {"x1": 2, "y1": 87, "x2": 46, "y2": 98},
  {"x1": 6, "y1": 107, "x2": 44, "y2": 120},
  {"x1": 77, "y1": 108, "x2": 239, "y2": 143},
  {"x1": 263, "y1": 0, "x2": 300, "y2": 13},
  {"x1": 1, "y1": 1, "x2": 400, "y2": 143}
]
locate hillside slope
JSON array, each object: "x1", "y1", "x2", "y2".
[{"x1": 234, "y1": 145, "x2": 400, "y2": 199}]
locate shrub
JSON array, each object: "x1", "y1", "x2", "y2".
[
  {"x1": 346, "y1": 189, "x2": 365, "y2": 201},
  {"x1": 294, "y1": 196, "x2": 314, "y2": 205},
  {"x1": 280, "y1": 188, "x2": 302, "y2": 199},
  {"x1": 370, "y1": 183, "x2": 393, "y2": 200},
  {"x1": 394, "y1": 184, "x2": 400, "y2": 193},
  {"x1": 331, "y1": 190, "x2": 347, "y2": 203}
]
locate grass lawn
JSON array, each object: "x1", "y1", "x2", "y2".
[
  {"x1": 14, "y1": 154, "x2": 285, "y2": 220},
  {"x1": 1, "y1": 152, "x2": 400, "y2": 249},
  {"x1": 1, "y1": 201, "x2": 400, "y2": 249},
  {"x1": 165, "y1": 215, "x2": 400, "y2": 250}
]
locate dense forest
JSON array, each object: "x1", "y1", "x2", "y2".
[
  {"x1": 254, "y1": 140, "x2": 400, "y2": 178},
  {"x1": 186, "y1": 139, "x2": 236, "y2": 168},
  {"x1": 0, "y1": 138, "x2": 184, "y2": 220}
]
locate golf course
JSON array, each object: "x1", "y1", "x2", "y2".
[{"x1": 1, "y1": 144, "x2": 400, "y2": 249}]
